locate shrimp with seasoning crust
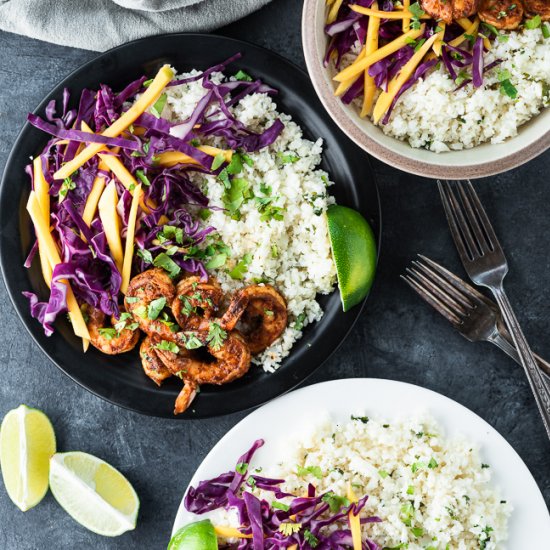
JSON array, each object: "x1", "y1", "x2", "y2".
[
  {"x1": 221, "y1": 284, "x2": 287, "y2": 354},
  {"x1": 124, "y1": 268, "x2": 178, "y2": 340},
  {"x1": 85, "y1": 306, "x2": 140, "y2": 355},
  {"x1": 139, "y1": 336, "x2": 172, "y2": 386},
  {"x1": 478, "y1": 0, "x2": 524, "y2": 28},
  {"x1": 155, "y1": 328, "x2": 252, "y2": 414},
  {"x1": 171, "y1": 276, "x2": 224, "y2": 331},
  {"x1": 523, "y1": 0, "x2": 550, "y2": 20}
]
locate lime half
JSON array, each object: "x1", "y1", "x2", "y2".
[
  {"x1": 169, "y1": 520, "x2": 218, "y2": 550},
  {"x1": 0, "y1": 404, "x2": 56, "y2": 511},
  {"x1": 326, "y1": 204, "x2": 377, "y2": 311},
  {"x1": 49, "y1": 451, "x2": 139, "y2": 537}
]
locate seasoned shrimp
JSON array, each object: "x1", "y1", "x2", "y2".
[
  {"x1": 421, "y1": 0, "x2": 453, "y2": 23},
  {"x1": 85, "y1": 306, "x2": 139, "y2": 355},
  {"x1": 171, "y1": 276, "x2": 224, "y2": 330},
  {"x1": 155, "y1": 329, "x2": 252, "y2": 414},
  {"x1": 140, "y1": 336, "x2": 172, "y2": 386},
  {"x1": 124, "y1": 268, "x2": 177, "y2": 340},
  {"x1": 478, "y1": 0, "x2": 523, "y2": 28},
  {"x1": 452, "y1": 0, "x2": 479, "y2": 19},
  {"x1": 523, "y1": 0, "x2": 550, "y2": 20},
  {"x1": 221, "y1": 285, "x2": 287, "y2": 354}
]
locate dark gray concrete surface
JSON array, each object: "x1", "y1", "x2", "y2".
[{"x1": 0, "y1": 0, "x2": 548, "y2": 547}]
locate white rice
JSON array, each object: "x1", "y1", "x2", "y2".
[
  {"x1": 163, "y1": 71, "x2": 337, "y2": 371},
  {"x1": 213, "y1": 413, "x2": 512, "y2": 549},
  {"x1": 340, "y1": 28, "x2": 550, "y2": 152}
]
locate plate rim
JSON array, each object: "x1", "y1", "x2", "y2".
[
  {"x1": 0, "y1": 32, "x2": 382, "y2": 419},
  {"x1": 172, "y1": 377, "x2": 550, "y2": 540}
]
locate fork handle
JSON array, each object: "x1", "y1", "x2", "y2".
[
  {"x1": 492, "y1": 286, "x2": 550, "y2": 439},
  {"x1": 488, "y1": 331, "x2": 550, "y2": 379}
]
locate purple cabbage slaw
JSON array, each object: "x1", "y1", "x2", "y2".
[
  {"x1": 325, "y1": 2, "x2": 502, "y2": 123},
  {"x1": 184, "y1": 439, "x2": 382, "y2": 549},
  {"x1": 24, "y1": 54, "x2": 284, "y2": 336}
]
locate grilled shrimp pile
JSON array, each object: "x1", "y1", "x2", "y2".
[{"x1": 84, "y1": 268, "x2": 288, "y2": 414}]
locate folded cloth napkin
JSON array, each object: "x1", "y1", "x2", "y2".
[{"x1": 0, "y1": 0, "x2": 272, "y2": 51}]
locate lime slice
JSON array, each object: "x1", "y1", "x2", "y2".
[
  {"x1": 168, "y1": 520, "x2": 218, "y2": 550},
  {"x1": 0, "y1": 404, "x2": 56, "y2": 511},
  {"x1": 49, "y1": 451, "x2": 139, "y2": 537},
  {"x1": 326, "y1": 204, "x2": 377, "y2": 311}
]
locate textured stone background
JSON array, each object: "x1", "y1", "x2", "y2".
[{"x1": 0, "y1": 0, "x2": 548, "y2": 547}]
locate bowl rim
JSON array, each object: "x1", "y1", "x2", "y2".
[{"x1": 301, "y1": 0, "x2": 550, "y2": 180}]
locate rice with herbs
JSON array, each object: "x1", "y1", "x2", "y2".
[
  {"x1": 253, "y1": 413, "x2": 511, "y2": 549},
  {"x1": 341, "y1": 27, "x2": 550, "y2": 152},
  {"x1": 164, "y1": 71, "x2": 337, "y2": 372}
]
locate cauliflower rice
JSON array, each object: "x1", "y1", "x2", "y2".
[
  {"x1": 220, "y1": 414, "x2": 511, "y2": 549},
  {"x1": 343, "y1": 28, "x2": 550, "y2": 152},
  {"x1": 164, "y1": 71, "x2": 337, "y2": 371}
]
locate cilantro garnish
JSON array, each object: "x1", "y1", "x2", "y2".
[
  {"x1": 321, "y1": 491, "x2": 350, "y2": 512},
  {"x1": 207, "y1": 322, "x2": 227, "y2": 351},
  {"x1": 236, "y1": 462, "x2": 248, "y2": 475},
  {"x1": 228, "y1": 253, "x2": 252, "y2": 280},
  {"x1": 525, "y1": 14, "x2": 541, "y2": 29},
  {"x1": 147, "y1": 296, "x2": 166, "y2": 320},
  {"x1": 351, "y1": 415, "x2": 369, "y2": 424},
  {"x1": 234, "y1": 70, "x2": 253, "y2": 82},
  {"x1": 211, "y1": 152, "x2": 226, "y2": 171},
  {"x1": 59, "y1": 176, "x2": 76, "y2": 199},
  {"x1": 98, "y1": 328, "x2": 117, "y2": 340},
  {"x1": 277, "y1": 151, "x2": 300, "y2": 164},
  {"x1": 153, "y1": 253, "x2": 181, "y2": 278},
  {"x1": 304, "y1": 530, "x2": 319, "y2": 547},
  {"x1": 296, "y1": 465, "x2": 323, "y2": 479},
  {"x1": 155, "y1": 340, "x2": 180, "y2": 354},
  {"x1": 150, "y1": 93, "x2": 167, "y2": 118}
]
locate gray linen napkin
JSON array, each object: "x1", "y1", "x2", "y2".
[{"x1": 0, "y1": 0, "x2": 272, "y2": 51}]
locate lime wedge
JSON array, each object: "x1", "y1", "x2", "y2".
[
  {"x1": 49, "y1": 451, "x2": 139, "y2": 537},
  {"x1": 168, "y1": 520, "x2": 218, "y2": 550},
  {"x1": 326, "y1": 204, "x2": 377, "y2": 311},
  {"x1": 0, "y1": 404, "x2": 56, "y2": 511}
]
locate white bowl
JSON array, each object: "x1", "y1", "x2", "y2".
[{"x1": 302, "y1": 0, "x2": 550, "y2": 179}]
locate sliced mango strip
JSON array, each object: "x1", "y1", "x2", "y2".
[
  {"x1": 26, "y1": 192, "x2": 90, "y2": 341},
  {"x1": 157, "y1": 146, "x2": 232, "y2": 168},
  {"x1": 32, "y1": 157, "x2": 53, "y2": 285},
  {"x1": 327, "y1": 0, "x2": 344, "y2": 23},
  {"x1": 402, "y1": 0, "x2": 411, "y2": 31},
  {"x1": 349, "y1": 5, "x2": 430, "y2": 19},
  {"x1": 457, "y1": 16, "x2": 490, "y2": 49},
  {"x1": 214, "y1": 526, "x2": 253, "y2": 539},
  {"x1": 334, "y1": 25, "x2": 425, "y2": 82},
  {"x1": 347, "y1": 483, "x2": 362, "y2": 550},
  {"x1": 449, "y1": 18, "x2": 480, "y2": 48},
  {"x1": 433, "y1": 22, "x2": 446, "y2": 56},
  {"x1": 120, "y1": 183, "x2": 141, "y2": 294},
  {"x1": 98, "y1": 182, "x2": 124, "y2": 272},
  {"x1": 334, "y1": 49, "x2": 367, "y2": 96},
  {"x1": 373, "y1": 32, "x2": 439, "y2": 123},
  {"x1": 82, "y1": 161, "x2": 109, "y2": 228},
  {"x1": 53, "y1": 65, "x2": 174, "y2": 181},
  {"x1": 361, "y1": 3, "x2": 380, "y2": 117}
]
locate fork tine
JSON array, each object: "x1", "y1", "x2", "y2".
[
  {"x1": 417, "y1": 255, "x2": 487, "y2": 305},
  {"x1": 455, "y1": 180, "x2": 492, "y2": 254},
  {"x1": 401, "y1": 274, "x2": 463, "y2": 326},
  {"x1": 411, "y1": 260, "x2": 476, "y2": 310},
  {"x1": 406, "y1": 266, "x2": 471, "y2": 317},
  {"x1": 437, "y1": 180, "x2": 478, "y2": 262},
  {"x1": 463, "y1": 180, "x2": 501, "y2": 251}
]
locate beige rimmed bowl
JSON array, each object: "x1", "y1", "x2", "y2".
[{"x1": 302, "y1": 0, "x2": 550, "y2": 179}]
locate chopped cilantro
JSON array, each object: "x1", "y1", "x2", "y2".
[
  {"x1": 113, "y1": 312, "x2": 138, "y2": 333},
  {"x1": 428, "y1": 457, "x2": 438, "y2": 469},
  {"x1": 199, "y1": 208, "x2": 212, "y2": 221},
  {"x1": 272, "y1": 501, "x2": 290, "y2": 512},
  {"x1": 481, "y1": 463, "x2": 490, "y2": 469},
  {"x1": 228, "y1": 253, "x2": 252, "y2": 280},
  {"x1": 98, "y1": 328, "x2": 117, "y2": 340},
  {"x1": 411, "y1": 461, "x2": 426, "y2": 473},
  {"x1": 293, "y1": 312, "x2": 306, "y2": 331},
  {"x1": 153, "y1": 253, "x2": 181, "y2": 278},
  {"x1": 226, "y1": 153, "x2": 243, "y2": 175},
  {"x1": 190, "y1": 138, "x2": 201, "y2": 147},
  {"x1": 147, "y1": 296, "x2": 166, "y2": 320},
  {"x1": 277, "y1": 151, "x2": 300, "y2": 164},
  {"x1": 321, "y1": 492, "x2": 350, "y2": 512},
  {"x1": 211, "y1": 152, "x2": 226, "y2": 171},
  {"x1": 304, "y1": 529, "x2": 319, "y2": 547},
  {"x1": 150, "y1": 93, "x2": 167, "y2": 118},
  {"x1": 410, "y1": 527, "x2": 424, "y2": 537},
  {"x1": 542, "y1": 23, "x2": 550, "y2": 39},
  {"x1": 236, "y1": 462, "x2": 248, "y2": 475},
  {"x1": 407, "y1": 485, "x2": 414, "y2": 495},
  {"x1": 181, "y1": 333, "x2": 204, "y2": 350},
  {"x1": 378, "y1": 470, "x2": 390, "y2": 479},
  {"x1": 241, "y1": 153, "x2": 254, "y2": 166},
  {"x1": 137, "y1": 248, "x2": 154, "y2": 264},
  {"x1": 279, "y1": 522, "x2": 301, "y2": 536},
  {"x1": 525, "y1": 15, "x2": 541, "y2": 29},
  {"x1": 59, "y1": 176, "x2": 76, "y2": 199},
  {"x1": 234, "y1": 70, "x2": 253, "y2": 82},
  {"x1": 155, "y1": 340, "x2": 180, "y2": 354},
  {"x1": 143, "y1": 78, "x2": 153, "y2": 87},
  {"x1": 296, "y1": 464, "x2": 323, "y2": 479},
  {"x1": 414, "y1": 38, "x2": 426, "y2": 53},
  {"x1": 351, "y1": 415, "x2": 369, "y2": 424},
  {"x1": 207, "y1": 322, "x2": 227, "y2": 351},
  {"x1": 400, "y1": 502, "x2": 414, "y2": 526},
  {"x1": 205, "y1": 254, "x2": 227, "y2": 269},
  {"x1": 497, "y1": 70, "x2": 517, "y2": 98}
]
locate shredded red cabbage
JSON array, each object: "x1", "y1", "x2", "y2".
[
  {"x1": 23, "y1": 56, "x2": 285, "y2": 336},
  {"x1": 184, "y1": 440, "x2": 382, "y2": 550}
]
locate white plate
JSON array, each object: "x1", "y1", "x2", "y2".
[{"x1": 172, "y1": 378, "x2": 550, "y2": 544}]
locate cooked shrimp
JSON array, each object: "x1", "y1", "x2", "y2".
[
  {"x1": 523, "y1": 0, "x2": 550, "y2": 20},
  {"x1": 478, "y1": 0, "x2": 523, "y2": 28},
  {"x1": 140, "y1": 336, "x2": 172, "y2": 386},
  {"x1": 124, "y1": 268, "x2": 177, "y2": 340},
  {"x1": 421, "y1": 0, "x2": 453, "y2": 24},
  {"x1": 452, "y1": 0, "x2": 479, "y2": 19},
  {"x1": 174, "y1": 380, "x2": 199, "y2": 415},
  {"x1": 221, "y1": 285, "x2": 287, "y2": 354},
  {"x1": 171, "y1": 276, "x2": 224, "y2": 330},
  {"x1": 85, "y1": 306, "x2": 139, "y2": 355},
  {"x1": 155, "y1": 329, "x2": 252, "y2": 414}
]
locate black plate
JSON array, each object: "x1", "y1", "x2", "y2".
[{"x1": 0, "y1": 34, "x2": 381, "y2": 418}]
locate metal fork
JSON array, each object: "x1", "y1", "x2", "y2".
[
  {"x1": 402, "y1": 255, "x2": 550, "y2": 378},
  {"x1": 438, "y1": 179, "x2": 550, "y2": 438}
]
